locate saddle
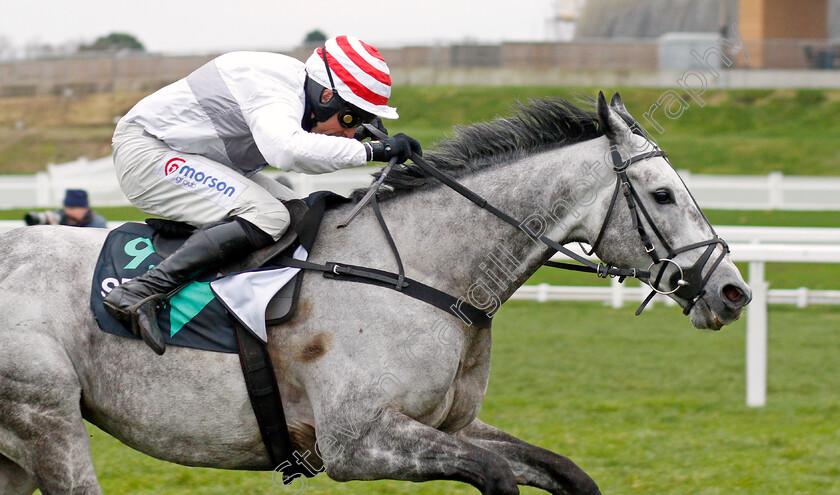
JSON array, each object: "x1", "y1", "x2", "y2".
[
  {"x1": 148, "y1": 198, "x2": 310, "y2": 325},
  {"x1": 90, "y1": 192, "x2": 348, "y2": 353}
]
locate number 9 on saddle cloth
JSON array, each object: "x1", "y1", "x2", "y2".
[{"x1": 89, "y1": 193, "x2": 345, "y2": 353}]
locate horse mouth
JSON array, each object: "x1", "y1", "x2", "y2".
[{"x1": 689, "y1": 298, "x2": 727, "y2": 331}]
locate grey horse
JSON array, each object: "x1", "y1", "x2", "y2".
[{"x1": 0, "y1": 93, "x2": 750, "y2": 495}]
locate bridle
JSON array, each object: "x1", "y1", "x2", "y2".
[
  {"x1": 587, "y1": 128, "x2": 730, "y2": 315},
  {"x1": 352, "y1": 122, "x2": 731, "y2": 317}
]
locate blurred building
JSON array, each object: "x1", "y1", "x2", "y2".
[
  {"x1": 576, "y1": 0, "x2": 839, "y2": 68},
  {"x1": 576, "y1": 0, "x2": 839, "y2": 39},
  {"x1": 576, "y1": 0, "x2": 739, "y2": 38},
  {"x1": 1, "y1": 0, "x2": 839, "y2": 97},
  {"x1": 739, "y1": 0, "x2": 833, "y2": 67},
  {"x1": 547, "y1": 0, "x2": 587, "y2": 41}
]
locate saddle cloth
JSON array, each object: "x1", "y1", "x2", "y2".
[{"x1": 89, "y1": 192, "x2": 348, "y2": 353}]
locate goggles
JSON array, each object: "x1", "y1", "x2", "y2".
[{"x1": 337, "y1": 105, "x2": 375, "y2": 129}]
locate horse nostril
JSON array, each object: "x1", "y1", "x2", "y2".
[{"x1": 723, "y1": 284, "x2": 744, "y2": 303}]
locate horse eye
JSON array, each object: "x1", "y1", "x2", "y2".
[{"x1": 652, "y1": 189, "x2": 673, "y2": 204}]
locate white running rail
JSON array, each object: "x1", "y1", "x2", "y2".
[{"x1": 2, "y1": 156, "x2": 840, "y2": 211}]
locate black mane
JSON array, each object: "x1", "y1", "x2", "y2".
[{"x1": 353, "y1": 97, "x2": 605, "y2": 202}]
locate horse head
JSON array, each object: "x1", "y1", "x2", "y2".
[{"x1": 582, "y1": 91, "x2": 751, "y2": 329}]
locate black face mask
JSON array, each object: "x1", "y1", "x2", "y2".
[{"x1": 304, "y1": 77, "x2": 343, "y2": 127}]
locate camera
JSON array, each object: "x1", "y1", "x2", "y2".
[{"x1": 24, "y1": 210, "x2": 63, "y2": 226}]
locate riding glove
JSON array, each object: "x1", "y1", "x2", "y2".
[{"x1": 364, "y1": 133, "x2": 423, "y2": 164}]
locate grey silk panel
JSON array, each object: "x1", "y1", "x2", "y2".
[{"x1": 186, "y1": 61, "x2": 268, "y2": 176}]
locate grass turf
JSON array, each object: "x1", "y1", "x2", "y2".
[
  {"x1": 2, "y1": 87, "x2": 840, "y2": 176},
  {"x1": 74, "y1": 301, "x2": 839, "y2": 494},
  {"x1": 390, "y1": 86, "x2": 840, "y2": 177}
]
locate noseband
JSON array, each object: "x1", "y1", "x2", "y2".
[{"x1": 586, "y1": 139, "x2": 730, "y2": 315}]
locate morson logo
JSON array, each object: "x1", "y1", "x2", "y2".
[
  {"x1": 166, "y1": 157, "x2": 237, "y2": 197},
  {"x1": 156, "y1": 153, "x2": 246, "y2": 208},
  {"x1": 164, "y1": 157, "x2": 184, "y2": 176}
]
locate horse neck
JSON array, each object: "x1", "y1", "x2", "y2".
[{"x1": 378, "y1": 142, "x2": 603, "y2": 304}]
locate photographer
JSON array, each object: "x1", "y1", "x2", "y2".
[{"x1": 24, "y1": 189, "x2": 108, "y2": 228}]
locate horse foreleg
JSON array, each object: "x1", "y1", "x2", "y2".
[
  {"x1": 455, "y1": 419, "x2": 601, "y2": 495},
  {"x1": 316, "y1": 408, "x2": 519, "y2": 495}
]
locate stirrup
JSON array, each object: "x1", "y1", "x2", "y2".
[{"x1": 128, "y1": 294, "x2": 167, "y2": 355}]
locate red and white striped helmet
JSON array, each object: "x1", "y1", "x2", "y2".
[{"x1": 305, "y1": 35, "x2": 398, "y2": 120}]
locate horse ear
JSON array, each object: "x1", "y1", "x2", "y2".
[
  {"x1": 610, "y1": 92, "x2": 638, "y2": 124},
  {"x1": 596, "y1": 91, "x2": 632, "y2": 144},
  {"x1": 610, "y1": 92, "x2": 630, "y2": 115},
  {"x1": 596, "y1": 91, "x2": 611, "y2": 136}
]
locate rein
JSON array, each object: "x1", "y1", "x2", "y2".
[
  {"x1": 356, "y1": 124, "x2": 730, "y2": 317},
  {"x1": 354, "y1": 125, "x2": 645, "y2": 281}
]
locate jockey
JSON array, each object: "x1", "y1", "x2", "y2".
[{"x1": 104, "y1": 35, "x2": 422, "y2": 355}]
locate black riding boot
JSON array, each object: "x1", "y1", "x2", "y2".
[{"x1": 104, "y1": 219, "x2": 272, "y2": 355}]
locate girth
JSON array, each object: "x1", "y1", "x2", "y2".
[{"x1": 277, "y1": 256, "x2": 492, "y2": 328}]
